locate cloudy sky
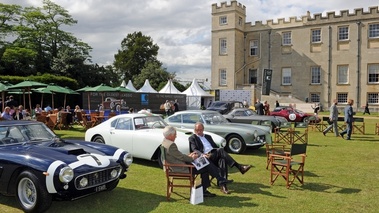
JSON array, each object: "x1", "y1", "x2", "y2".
[{"x1": 3, "y1": 0, "x2": 379, "y2": 85}]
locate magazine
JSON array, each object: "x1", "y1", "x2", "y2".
[{"x1": 192, "y1": 155, "x2": 210, "y2": 170}]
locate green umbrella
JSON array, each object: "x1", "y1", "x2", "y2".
[
  {"x1": 33, "y1": 87, "x2": 54, "y2": 108},
  {"x1": 7, "y1": 80, "x2": 47, "y2": 111},
  {"x1": 45, "y1": 84, "x2": 79, "y2": 109},
  {"x1": 82, "y1": 84, "x2": 117, "y2": 112}
]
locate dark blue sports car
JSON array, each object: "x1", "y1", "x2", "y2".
[{"x1": 0, "y1": 120, "x2": 133, "y2": 213}]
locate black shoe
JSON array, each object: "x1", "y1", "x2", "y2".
[
  {"x1": 346, "y1": 138, "x2": 351, "y2": 140},
  {"x1": 203, "y1": 190, "x2": 216, "y2": 197},
  {"x1": 239, "y1": 165, "x2": 252, "y2": 174},
  {"x1": 339, "y1": 133, "x2": 344, "y2": 139},
  {"x1": 218, "y1": 179, "x2": 234, "y2": 186},
  {"x1": 322, "y1": 132, "x2": 326, "y2": 136},
  {"x1": 220, "y1": 185, "x2": 230, "y2": 194}
]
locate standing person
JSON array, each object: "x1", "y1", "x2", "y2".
[
  {"x1": 323, "y1": 99, "x2": 339, "y2": 137},
  {"x1": 340, "y1": 99, "x2": 354, "y2": 140},
  {"x1": 363, "y1": 102, "x2": 370, "y2": 115},
  {"x1": 275, "y1": 100, "x2": 280, "y2": 108},
  {"x1": 164, "y1": 100, "x2": 172, "y2": 116},
  {"x1": 255, "y1": 99, "x2": 264, "y2": 115},
  {"x1": 243, "y1": 100, "x2": 248, "y2": 108},
  {"x1": 311, "y1": 103, "x2": 320, "y2": 116},
  {"x1": 161, "y1": 126, "x2": 233, "y2": 197},
  {"x1": 263, "y1": 101, "x2": 270, "y2": 115},
  {"x1": 189, "y1": 122, "x2": 252, "y2": 194},
  {"x1": 173, "y1": 99, "x2": 179, "y2": 112}
]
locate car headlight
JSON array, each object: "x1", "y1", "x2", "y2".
[
  {"x1": 123, "y1": 153, "x2": 133, "y2": 166},
  {"x1": 59, "y1": 166, "x2": 74, "y2": 183},
  {"x1": 79, "y1": 177, "x2": 88, "y2": 188},
  {"x1": 253, "y1": 130, "x2": 258, "y2": 139},
  {"x1": 220, "y1": 138, "x2": 227, "y2": 148}
]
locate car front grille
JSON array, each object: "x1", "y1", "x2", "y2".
[{"x1": 75, "y1": 166, "x2": 121, "y2": 190}]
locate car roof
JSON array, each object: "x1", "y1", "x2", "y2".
[
  {"x1": 173, "y1": 110, "x2": 219, "y2": 114},
  {"x1": 0, "y1": 120, "x2": 40, "y2": 126}
]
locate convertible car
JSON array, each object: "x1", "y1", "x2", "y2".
[
  {"x1": 164, "y1": 110, "x2": 272, "y2": 154},
  {"x1": 0, "y1": 120, "x2": 132, "y2": 213},
  {"x1": 85, "y1": 113, "x2": 226, "y2": 166},
  {"x1": 223, "y1": 108, "x2": 289, "y2": 131}
]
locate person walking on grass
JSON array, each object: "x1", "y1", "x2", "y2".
[
  {"x1": 323, "y1": 99, "x2": 339, "y2": 137},
  {"x1": 340, "y1": 99, "x2": 354, "y2": 140}
]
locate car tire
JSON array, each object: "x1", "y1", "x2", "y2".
[
  {"x1": 16, "y1": 170, "x2": 52, "y2": 213},
  {"x1": 226, "y1": 134, "x2": 246, "y2": 154},
  {"x1": 93, "y1": 136, "x2": 105, "y2": 144},
  {"x1": 302, "y1": 117, "x2": 310, "y2": 123}
]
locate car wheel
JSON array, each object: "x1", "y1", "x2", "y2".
[
  {"x1": 16, "y1": 170, "x2": 52, "y2": 213},
  {"x1": 226, "y1": 134, "x2": 246, "y2": 154},
  {"x1": 302, "y1": 117, "x2": 310, "y2": 123},
  {"x1": 106, "y1": 179, "x2": 119, "y2": 191},
  {"x1": 115, "y1": 104, "x2": 121, "y2": 112},
  {"x1": 93, "y1": 136, "x2": 105, "y2": 144}
]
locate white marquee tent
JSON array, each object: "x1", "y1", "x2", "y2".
[
  {"x1": 159, "y1": 79, "x2": 181, "y2": 94},
  {"x1": 182, "y1": 79, "x2": 212, "y2": 109},
  {"x1": 137, "y1": 79, "x2": 158, "y2": 93},
  {"x1": 125, "y1": 80, "x2": 137, "y2": 92}
]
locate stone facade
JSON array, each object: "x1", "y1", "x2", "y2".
[{"x1": 211, "y1": 1, "x2": 379, "y2": 110}]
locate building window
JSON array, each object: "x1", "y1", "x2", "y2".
[
  {"x1": 311, "y1": 66, "x2": 321, "y2": 84},
  {"x1": 219, "y1": 38, "x2": 227, "y2": 55},
  {"x1": 282, "y1": 32, "x2": 292, "y2": 45},
  {"x1": 238, "y1": 16, "x2": 243, "y2": 26},
  {"x1": 338, "y1": 26, "x2": 349, "y2": 41},
  {"x1": 282, "y1": 68, "x2": 291, "y2": 85},
  {"x1": 310, "y1": 93, "x2": 320, "y2": 103},
  {"x1": 368, "y1": 64, "x2": 379, "y2": 83},
  {"x1": 219, "y1": 69, "x2": 227, "y2": 86},
  {"x1": 337, "y1": 65, "x2": 349, "y2": 84},
  {"x1": 337, "y1": 93, "x2": 348, "y2": 104},
  {"x1": 368, "y1": 93, "x2": 379, "y2": 104},
  {"x1": 219, "y1": 16, "x2": 227, "y2": 25},
  {"x1": 311, "y1": 29, "x2": 321, "y2": 43},
  {"x1": 248, "y1": 69, "x2": 257, "y2": 84},
  {"x1": 250, "y1": 40, "x2": 258, "y2": 56},
  {"x1": 369, "y1": 23, "x2": 379, "y2": 38}
]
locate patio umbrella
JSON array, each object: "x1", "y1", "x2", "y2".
[
  {"x1": 0, "y1": 82, "x2": 12, "y2": 111},
  {"x1": 7, "y1": 80, "x2": 47, "y2": 111},
  {"x1": 45, "y1": 84, "x2": 79, "y2": 109},
  {"x1": 32, "y1": 87, "x2": 54, "y2": 108},
  {"x1": 82, "y1": 84, "x2": 117, "y2": 112}
]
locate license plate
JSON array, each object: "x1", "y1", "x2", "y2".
[{"x1": 95, "y1": 184, "x2": 107, "y2": 192}]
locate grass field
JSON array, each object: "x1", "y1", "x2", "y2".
[{"x1": 1, "y1": 114, "x2": 378, "y2": 213}]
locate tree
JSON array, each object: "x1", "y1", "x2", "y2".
[
  {"x1": 113, "y1": 31, "x2": 160, "y2": 81},
  {"x1": 133, "y1": 61, "x2": 174, "y2": 90}
]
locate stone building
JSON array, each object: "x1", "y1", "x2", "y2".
[{"x1": 211, "y1": 1, "x2": 379, "y2": 110}]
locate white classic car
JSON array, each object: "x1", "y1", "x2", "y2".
[{"x1": 85, "y1": 113, "x2": 226, "y2": 166}]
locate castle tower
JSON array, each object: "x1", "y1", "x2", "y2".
[{"x1": 211, "y1": 1, "x2": 246, "y2": 90}]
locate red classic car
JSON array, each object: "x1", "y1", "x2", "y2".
[{"x1": 270, "y1": 107, "x2": 319, "y2": 123}]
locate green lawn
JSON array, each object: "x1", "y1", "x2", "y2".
[{"x1": 1, "y1": 115, "x2": 378, "y2": 213}]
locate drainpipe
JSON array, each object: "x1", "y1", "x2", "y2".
[
  {"x1": 328, "y1": 26, "x2": 332, "y2": 108},
  {"x1": 268, "y1": 29, "x2": 272, "y2": 69},
  {"x1": 356, "y1": 21, "x2": 361, "y2": 110}
]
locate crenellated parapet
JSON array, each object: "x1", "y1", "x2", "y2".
[
  {"x1": 246, "y1": 6, "x2": 379, "y2": 29},
  {"x1": 212, "y1": 0, "x2": 246, "y2": 14}
]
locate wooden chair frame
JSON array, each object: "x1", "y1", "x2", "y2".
[
  {"x1": 160, "y1": 146, "x2": 198, "y2": 201},
  {"x1": 270, "y1": 143, "x2": 307, "y2": 188}
]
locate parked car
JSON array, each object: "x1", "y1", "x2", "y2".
[
  {"x1": 164, "y1": 110, "x2": 272, "y2": 154},
  {"x1": 0, "y1": 120, "x2": 132, "y2": 213},
  {"x1": 85, "y1": 113, "x2": 226, "y2": 166},
  {"x1": 270, "y1": 107, "x2": 318, "y2": 123},
  {"x1": 206, "y1": 101, "x2": 244, "y2": 114},
  {"x1": 223, "y1": 108, "x2": 289, "y2": 131},
  {"x1": 101, "y1": 97, "x2": 127, "y2": 110}
]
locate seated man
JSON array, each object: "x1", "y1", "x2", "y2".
[
  {"x1": 189, "y1": 122, "x2": 252, "y2": 194},
  {"x1": 162, "y1": 126, "x2": 233, "y2": 197}
]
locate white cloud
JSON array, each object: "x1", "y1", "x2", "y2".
[{"x1": 3, "y1": 0, "x2": 379, "y2": 83}]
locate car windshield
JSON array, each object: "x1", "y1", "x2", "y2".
[
  {"x1": 209, "y1": 102, "x2": 227, "y2": 107},
  {"x1": 0, "y1": 123, "x2": 56, "y2": 145},
  {"x1": 202, "y1": 112, "x2": 229, "y2": 125},
  {"x1": 133, "y1": 116, "x2": 168, "y2": 129}
]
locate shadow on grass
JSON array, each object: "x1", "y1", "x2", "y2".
[{"x1": 301, "y1": 182, "x2": 361, "y2": 194}]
